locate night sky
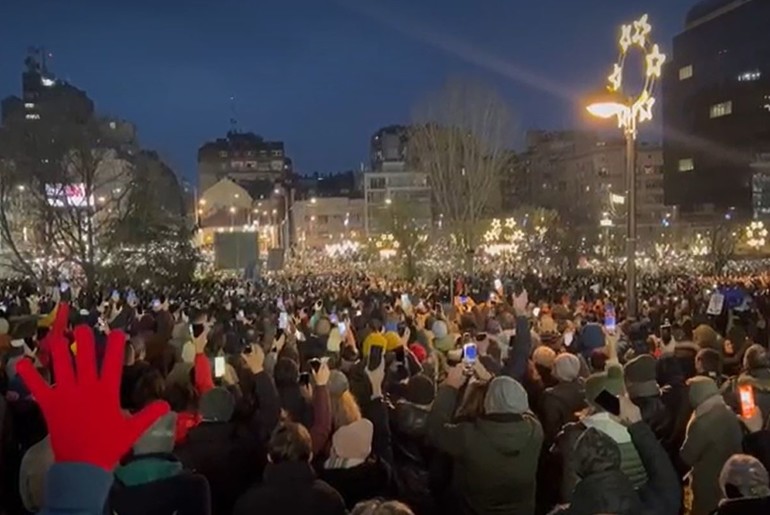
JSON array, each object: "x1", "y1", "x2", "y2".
[{"x1": 1, "y1": 0, "x2": 692, "y2": 183}]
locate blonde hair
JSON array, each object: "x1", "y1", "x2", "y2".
[{"x1": 331, "y1": 390, "x2": 362, "y2": 430}]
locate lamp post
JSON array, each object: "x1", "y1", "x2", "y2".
[{"x1": 586, "y1": 13, "x2": 665, "y2": 319}]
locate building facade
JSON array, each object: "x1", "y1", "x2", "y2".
[
  {"x1": 663, "y1": 0, "x2": 770, "y2": 218},
  {"x1": 293, "y1": 197, "x2": 365, "y2": 250},
  {"x1": 364, "y1": 126, "x2": 431, "y2": 235}
]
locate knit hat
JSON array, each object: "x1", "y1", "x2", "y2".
[
  {"x1": 719, "y1": 454, "x2": 770, "y2": 498},
  {"x1": 687, "y1": 376, "x2": 719, "y2": 408},
  {"x1": 539, "y1": 315, "x2": 558, "y2": 334},
  {"x1": 200, "y1": 387, "x2": 235, "y2": 422},
  {"x1": 332, "y1": 419, "x2": 373, "y2": 460},
  {"x1": 315, "y1": 317, "x2": 332, "y2": 337},
  {"x1": 574, "y1": 427, "x2": 621, "y2": 478},
  {"x1": 553, "y1": 353, "x2": 581, "y2": 382},
  {"x1": 431, "y1": 320, "x2": 448, "y2": 339},
  {"x1": 744, "y1": 344, "x2": 770, "y2": 371},
  {"x1": 532, "y1": 346, "x2": 556, "y2": 369},
  {"x1": 579, "y1": 323, "x2": 606, "y2": 357},
  {"x1": 693, "y1": 324, "x2": 720, "y2": 351},
  {"x1": 585, "y1": 364, "x2": 624, "y2": 410},
  {"x1": 404, "y1": 374, "x2": 435, "y2": 405},
  {"x1": 384, "y1": 331, "x2": 401, "y2": 352},
  {"x1": 484, "y1": 376, "x2": 529, "y2": 414},
  {"x1": 624, "y1": 355, "x2": 659, "y2": 398},
  {"x1": 408, "y1": 343, "x2": 427, "y2": 363},
  {"x1": 328, "y1": 370, "x2": 350, "y2": 397},
  {"x1": 181, "y1": 342, "x2": 196, "y2": 364},
  {"x1": 133, "y1": 412, "x2": 177, "y2": 455},
  {"x1": 362, "y1": 332, "x2": 387, "y2": 358}
]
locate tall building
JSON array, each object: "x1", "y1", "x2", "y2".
[
  {"x1": 197, "y1": 131, "x2": 293, "y2": 194},
  {"x1": 293, "y1": 197, "x2": 366, "y2": 250},
  {"x1": 663, "y1": 0, "x2": 770, "y2": 217},
  {"x1": 364, "y1": 126, "x2": 431, "y2": 235}
]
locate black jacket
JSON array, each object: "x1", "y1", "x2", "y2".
[
  {"x1": 390, "y1": 401, "x2": 437, "y2": 514},
  {"x1": 320, "y1": 456, "x2": 395, "y2": 510},
  {"x1": 175, "y1": 422, "x2": 265, "y2": 515},
  {"x1": 714, "y1": 496, "x2": 770, "y2": 515},
  {"x1": 109, "y1": 470, "x2": 212, "y2": 515},
  {"x1": 233, "y1": 461, "x2": 346, "y2": 515}
]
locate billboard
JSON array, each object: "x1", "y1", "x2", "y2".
[{"x1": 45, "y1": 184, "x2": 93, "y2": 208}]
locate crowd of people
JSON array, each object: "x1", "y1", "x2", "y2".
[{"x1": 0, "y1": 271, "x2": 770, "y2": 514}]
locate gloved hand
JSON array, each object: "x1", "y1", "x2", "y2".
[{"x1": 16, "y1": 323, "x2": 169, "y2": 470}]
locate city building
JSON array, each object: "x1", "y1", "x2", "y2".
[
  {"x1": 292, "y1": 196, "x2": 365, "y2": 251},
  {"x1": 663, "y1": 0, "x2": 770, "y2": 218},
  {"x1": 364, "y1": 126, "x2": 431, "y2": 235},
  {"x1": 197, "y1": 131, "x2": 292, "y2": 193},
  {"x1": 294, "y1": 170, "x2": 360, "y2": 200}
]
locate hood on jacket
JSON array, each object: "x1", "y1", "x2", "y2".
[
  {"x1": 568, "y1": 468, "x2": 643, "y2": 515},
  {"x1": 114, "y1": 456, "x2": 183, "y2": 487}
]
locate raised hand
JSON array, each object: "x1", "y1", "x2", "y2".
[{"x1": 16, "y1": 325, "x2": 169, "y2": 470}]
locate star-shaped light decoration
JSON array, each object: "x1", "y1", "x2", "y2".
[
  {"x1": 608, "y1": 64, "x2": 623, "y2": 91},
  {"x1": 635, "y1": 91, "x2": 655, "y2": 124},
  {"x1": 632, "y1": 14, "x2": 651, "y2": 48},
  {"x1": 619, "y1": 24, "x2": 633, "y2": 52},
  {"x1": 646, "y1": 44, "x2": 666, "y2": 78}
]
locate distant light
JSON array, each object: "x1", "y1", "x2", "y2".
[
  {"x1": 310, "y1": 197, "x2": 317, "y2": 204},
  {"x1": 41, "y1": 77, "x2": 55, "y2": 87}
]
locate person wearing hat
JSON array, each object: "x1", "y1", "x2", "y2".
[
  {"x1": 624, "y1": 354, "x2": 672, "y2": 447},
  {"x1": 176, "y1": 387, "x2": 267, "y2": 515},
  {"x1": 552, "y1": 364, "x2": 648, "y2": 504},
  {"x1": 721, "y1": 344, "x2": 770, "y2": 426},
  {"x1": 428, "y1": 366, "x2": 543, "y2": 514},
  {"x1": 715, "y1": 454, "x2": 770, "y2": 514},
  {"x1": 539, "y1": 353, "x2": 586, "y2": 445},
  {"x1": 108, "y1": 412, "x2": 212, "y2": 515},
  {"x1": 681, "y1": 376, "x2": 743, "y2": 515}
]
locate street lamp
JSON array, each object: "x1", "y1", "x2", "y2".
[{"x1": 585, "y1": 13, "x2": 665, "y2": 319}]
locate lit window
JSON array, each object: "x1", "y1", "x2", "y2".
[
  {"x1": 678, "y1": 158, "x2": 694, "y2": 172},
  {"x1": 25, "y1": 113, "x2": 40, "y2": 120},
  {"x1": 710, "y1": 101, "x2": 732, "y2": 118},
  {"x1": 738, "y1": 70, "x2": 761, "y2": 82},
  {"x1": 24, "y1": 103, "x2": 35, "y2": 109},
  {"x1": 40, "y1": 77, "x2": 55, "y2": 87},
  {"x1": 679, "y1": 65, "x2": 693, "y2": 80}
]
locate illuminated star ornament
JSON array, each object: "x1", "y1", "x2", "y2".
[{"x1": 604, "y1": 13, "x2": 666, "y2": 138}]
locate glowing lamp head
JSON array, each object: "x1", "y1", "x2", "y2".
[{"x1": 586, "y1": 101, "x2": 626, "y2": 119}]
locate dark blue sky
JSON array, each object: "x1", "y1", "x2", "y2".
[{"x1": 1, "y1": 0, "x2": 691, "y2": 182}]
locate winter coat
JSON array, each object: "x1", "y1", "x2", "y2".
[
  {"x1": 539, "y1": 381, "x2": 586, "y2": 444},
  {"x1": 391, "y1": 400, "x2": 436, "y2": 514},
  {"x1": 553, "y1": 422, "x2": 681, "y2": 515},
  {"x1": 110, "y1": 454, "x2": 211, "y2": 515},
  {"x1": 233, "y1": 461, "x2": 347, "y2": 515},
  {"x1": 552, "y1": 414, "x2": 648, "y2": 503},
  {"x1": 175, "y1": 422, "x2": 265, "y2": 515},
  {"x1": 680, "y1": 399, "x2": 743, "y2": 515},
  {"x1": 721, "y1": 368, "x2": 770, "y2": 426},
  {"x1": 321, "y1": 455, "x2": 396, "y2": 510},
  {"x1": 428, "y1": 385, "x2": 543, "y2": 515},
  {"x1": 714, "y1": 496, "x2": 770, "y2": 515},
  {"x1": 18, "y1": 435, "x2": 54, "y2": 513}
]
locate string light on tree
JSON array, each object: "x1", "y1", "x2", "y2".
[{"x1": 746, "y1": 221, "x2": 768, "y2": 250}]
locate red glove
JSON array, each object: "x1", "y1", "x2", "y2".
[{"x1": 16, "y1": 322, "x2": 169, "y2": 470}]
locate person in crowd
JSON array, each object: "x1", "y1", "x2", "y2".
[
  {"x1": 721, "y1": 344, "x2": 770, "y2": 424},
  {"x1": 233, "y1": 420, "x2": 347, "y2": 515},
  {"x1": 110, "y1": 412, "x2": 212, "y2": 515},
  {"x1": 428, "y1": 364, "x2": 543, "y2": 515},
  {"x1": 18, "y1": 434, "x2": 54, "y2": 513},
  {"x1": 351, "y1": 499, "x2": 415, "y2": 515},
  {"x1": 538, "y1": 353, "x2": 585, "y2": 445},
  {"x1": 550, "y1": 395, "x2": 681, "y2": 515},
  {"x1": 624, "y1": 354, "x2": 672, "y2": 444},
  {"x1": 680, "y1": 376, "x2": 744, "y2": 515},
  {"x1": 715, "y1": 454, "x2": 770, "y2": 515}
]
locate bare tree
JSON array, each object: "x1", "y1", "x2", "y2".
[
  {"x1": 409, "y1": 79, "x2": 513, "y2": 270},
  {"x1": 0, "y1": 118, "x2": 134, "y2": 286},
  {"x1": 709, "y1": 218, "x2": 737, "y2": 275}
]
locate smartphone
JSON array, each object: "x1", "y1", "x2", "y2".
[
  {"x1": 309, "y1": 358, "x2": 322, "y2": 373},
  {"x1": 463, "y1": 342, "x2": 478, "y2": 364},
  {"x1": 299, "y1": 372, "x2": 311, "y2": 386},
  {"x1": 564, "y1": 331, "x2": 574, "y2": 347},
  {"x1": 394, "y1": 345, "x2": 406, "y2": 364},
  {"x1": 152, "y1": 299, "x2": 161, "y2": 310},
  {"x1": 604, "y1": 304, "x2": 617, "y2": 334},
  {"x1": 60, "y1": 281, "x2": 70, "y2": 293},
  {"x1": 315, "y1": 300, "x2": 323, "y2": 311},
  {"x1": 214, "y1": 356, "x2": 226, "y2": 378},
  {"x1": 338, "y1": 322, "x2": 347, "y2": 336},
  {"x1": 533, "y1": 307, "x2": 541, "y2": 318},
  {"x1": 659, "y1": 323, "x2": 672, "y2": 344},
  {"x1": 400, "y1": 293, "x2": 411, "y2": 308},
  {"x1": 329, "y1": 313, "x2": 339, "y2": 324},
  {"x1": 739, "y1": 384, "x2": 756, "y2": 419},
  {"x1": 191, "y1": 323, "x2": 205, "y2": 338},
  {"x1": 459, "y1": 295, "x2": 468, "y2": 305},
  {"x1": 279, "y1": 312, "x2": 288, "y2": 330},
  {"x1": 595, "y1": 389, "x2": 620, "y2": 415},
  {"x1": 494, "y1": 278, "x2": 503, "y2": 291},
  {"x1": 368, "y1": 345, "x2": 384, "y2": 371}
]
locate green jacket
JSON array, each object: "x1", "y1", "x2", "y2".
[
  {"x1": 428, "y1": 385, "x2": 543, "y2": 515},
  {"x1": 680, "y1": 401, "x2": 743, "y2": 515},
  {"x1": 114, "y1": 455, "x2": 183, "y2": 487}
]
